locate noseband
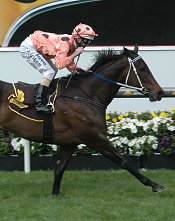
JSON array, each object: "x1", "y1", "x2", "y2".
[{"x1": 93, "y1": 55, "x2": 149, "y2": 95}]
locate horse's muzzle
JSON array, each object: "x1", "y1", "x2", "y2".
[{"x1": 149, "y1": 89, "x2": 164, "y2": 101}]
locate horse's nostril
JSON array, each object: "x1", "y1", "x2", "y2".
[{"x1": 159, "y1": 92, "x2": 163, "y2": 100}]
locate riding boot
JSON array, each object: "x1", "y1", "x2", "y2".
[{"x1": 35, "y1": 85, "x2": 53, "y2": 113}]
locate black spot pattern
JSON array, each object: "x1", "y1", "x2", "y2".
[
  {"x1": 61, "y1": 36, "x2": 70, "y2": 41},
  {"x1": 42, "y1": 34, "x2": 49, "y2": 38}
]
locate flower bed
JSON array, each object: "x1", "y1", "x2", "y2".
[
  {"x1": 1, "y1": 108, "x2": 175, "y2": 157},
  {"x1": 106, "y1": 109, "x2": 175, "y2": 156}
]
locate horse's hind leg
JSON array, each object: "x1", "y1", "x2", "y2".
[
  {"x1": 52, "y1": 146, "x2": 76, "y2": 195},
  {"x1": 88, "y1": 135, "x2": 165, "y2": 193}
]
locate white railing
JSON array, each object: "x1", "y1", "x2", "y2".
[{"x1": 23, "y1": 139, "x2": 31, "y2": 173}]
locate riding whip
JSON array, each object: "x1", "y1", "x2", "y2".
[
  {"x1": 66, "y1": 54, "x2": 81, "y2": 88},
  {"x1": 66, "y1": 29, "x2": 83, "y2": 88}
]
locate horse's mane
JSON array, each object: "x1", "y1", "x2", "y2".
[
  {"x1": 59, "y1": 48, "x2": 128, "y2": 86},
  {"x1": 63, "y1": 49, "x2": 124, "y2": 84},
  {"x1": 90, "y1": 49, "x2": 124, "y2": 71}
]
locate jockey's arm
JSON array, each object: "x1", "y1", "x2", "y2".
[{"x1": 54, "y1": 42, "x2": 83, "y2": 71}]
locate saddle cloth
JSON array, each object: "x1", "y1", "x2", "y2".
[{"x1": 8, "y1": 81, "x2": 58, "y2": 122}]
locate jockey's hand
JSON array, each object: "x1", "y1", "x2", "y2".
[{"x1": 74, "y1": 47, "x2": 84, "y2": 57}]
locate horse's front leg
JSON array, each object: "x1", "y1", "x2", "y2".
[
  {"x1": 52, "y1": 146, "x2": 76, "y2": 196},
  {"x1": 86, "y1": 134, "x2": 165, "y2": 193}
]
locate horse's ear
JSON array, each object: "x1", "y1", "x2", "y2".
[
  {"x1": 123, "y1": 46, "x2": 128, "y2": 54},
  {"x1": 134, "y1": 44, "x2": 139, "y2": 53}
]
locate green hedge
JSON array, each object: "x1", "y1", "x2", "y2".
[{"x1": 1, "y1": 109, "x2": 175, "y2": 157}]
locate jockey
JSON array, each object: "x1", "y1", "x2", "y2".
[{"x1": 20, "y1": 23, "x2": 98, "y2": 113}]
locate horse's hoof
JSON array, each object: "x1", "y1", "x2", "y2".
[{"x1": 152, "y1": 184, "x2": 165, "y2": 193}]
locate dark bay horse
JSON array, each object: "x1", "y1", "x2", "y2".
[{"x1": 0, "y1": 46, "x2": 165, "y2": 195}]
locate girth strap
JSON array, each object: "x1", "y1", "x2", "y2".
[{"x1": 42, "y1": 113, "x2": 53, "y2": 144}]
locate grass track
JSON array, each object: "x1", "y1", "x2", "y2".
[{"x1": 0, "y1": 169, "x2": 174, "y2": 221}]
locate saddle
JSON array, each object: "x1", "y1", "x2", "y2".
[
  {"x1": 8, "y1": 80, "x2": 58, "y2": 143},
  {"x1": 8, "y1": 81, "x2": 58, "y2": 122}
]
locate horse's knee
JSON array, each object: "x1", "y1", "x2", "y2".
[{"x1": 54, "y1": 159, "x2": 65, "y2": 175}]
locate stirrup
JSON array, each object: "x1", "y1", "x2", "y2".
[
  {"x1": 36, "y1": 106, "x2": 53, "y2": 113},
  {"x1": 47, "y1": 102, "x2": 55, "y2": 113}
]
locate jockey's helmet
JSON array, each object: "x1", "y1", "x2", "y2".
[{"x1": 72, "y1": 23, "x2": 98, "y2": 40}]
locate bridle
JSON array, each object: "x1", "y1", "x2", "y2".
[
  {"x1": 93, "y1": 55, "x2": 149, "y2": 95},
  {"x1": 117, "y1": 55, "x2": 149, "y2": 94}
]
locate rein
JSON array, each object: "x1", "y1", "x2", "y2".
[{"x1": 93, "y1": 55, "x2": 149, "y2": 95}]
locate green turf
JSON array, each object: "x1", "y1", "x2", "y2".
[{"x1": 0, "y1": 170, "x2": 174, "y2": 221}]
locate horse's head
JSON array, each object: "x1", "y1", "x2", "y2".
[
  {"x1": 122, "y1": 45, "x2": 164, "y2": 101},
  {"x1": 89, "y1": 46, "x2": 163, "y2": 106}
]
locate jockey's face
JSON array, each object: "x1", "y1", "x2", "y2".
[{"x1": 75, "y1": 38, "x2": 92, "y2": 48}]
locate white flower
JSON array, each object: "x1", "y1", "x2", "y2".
[
  {"x1": 135, "y1": 151, "x2": 143, "y2": 156},
  {"x1": 77, "y1": 144, "x2": 86, "y2": 149},
  {"x1": 115, "y1": 140, "x2": 122, "y2": 146},
  {"x1": 168, "y1": 126, "x2": 175, "y2": 131},
  {"x1": 143, "y1": 123, "x2": 149, "y2": 131},
  {"x1": 147, "y1": 136, "x2": 156, "y2": 144},
  {"x1": 152, "y1": 143, "x2": 158, "y2": 150},
  {"x1": 152, "y1": 126, "x2": 158, "y2": 132},
  {"x1": 139, "y1": 136, "x2": 147, "y2": 144},
  {"x1": 130, "y1": 125, "x2": 138, "y2": 133},
  {"x1": 135, "y1": 142, "x2": 140, "y2": 149},
  {"x1": 51, "y1": 145, "x2": 58, "y2": 151},
  {"x1": 107, "y1": 126, "x2": 114, "y2": 134},
  {"x1": 31, "y1": 146, "x2": 35, "y2": 151},
  {"x1": 128, "y1": 140, "x2": 136, "y2": 147},
  {"x1": 121, "y1": 137, "x2": 129, "y2": 144},
  {"x1": 128, "y1": 148, "x2": 133, "y2": 155},
  {"x1": 11, "y1": 138, "x2": 22, "y2": 151}
]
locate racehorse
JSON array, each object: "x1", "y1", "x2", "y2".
[{"x1": 0, "y1": 45, "x2": 165, "y2": 195}]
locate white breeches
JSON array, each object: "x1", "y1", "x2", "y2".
[{"x1": 20, "y1": 36, "x2": 57, "y2": 81}]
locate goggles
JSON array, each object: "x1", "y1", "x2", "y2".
[{"x1": 82, "y1": 38, "x2": 92, "y2": 44}]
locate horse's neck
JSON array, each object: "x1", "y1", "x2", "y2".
[
  {"x1": 59, "y1": 57, "x2": 127, "y2": 107},
  {"x1": 0, "y1": 80, "x2": 5, "y2": 96},
  {"x1": 85, "y1": 64, "x2": 125, "y2": 107},
  {"x1": 77, "y1": 75, "x2": 115, "y2": 108}
]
